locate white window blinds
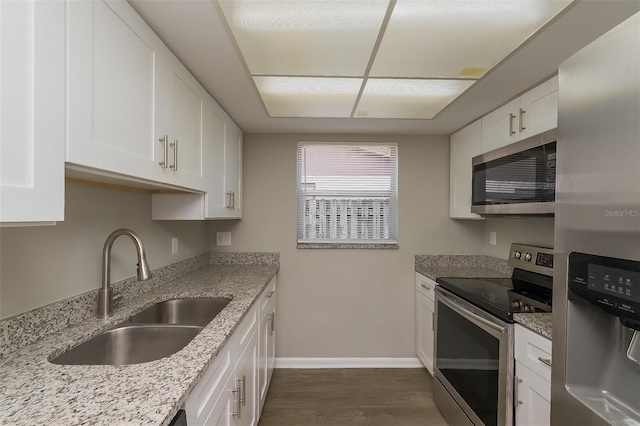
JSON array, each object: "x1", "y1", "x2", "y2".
[{"x1": 297, "y1": 142, "x2": 398, "y2": 245}]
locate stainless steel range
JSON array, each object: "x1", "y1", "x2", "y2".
[{"x1": 433, "y1": 243, "x2": 553, "y2": 426}]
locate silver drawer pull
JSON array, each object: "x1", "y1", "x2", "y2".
[
  {"x1": 266, "y1": 291, "x2": 274, "y2": 298},
  {"x1": 169, "y1": 140, "x2": 178, "y2": 171},
  {"x1": 538, "y1": 357, "x2": 552, "y2": 368},
  {"x1": 509, "y1": 113, "x2": 516, "y2": 135},
  {"x1": 419, "y1": 282, "x2": 432, "y2": 290},
  {"x1": 159, "y1": 135, "x2": 169, "y2": 168},
  {"x1": 514, "y1": 375, "x2": 523, "y2": 406}
]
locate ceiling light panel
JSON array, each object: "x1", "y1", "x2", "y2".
[
  {"x1": 218, "y1": 0, "x2": 390, "y2": 77},
  {"x1": 355, "y1": 79, "x2": 475, "y2": 119},
  {"x1": 370, "y1": 0, "x2": 573, "y2": 78},
  {"x1": 253, "y1": 76, "x2": 363, "y2": 118}
]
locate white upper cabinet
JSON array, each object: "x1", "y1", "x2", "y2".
[
  {"x1": 151, "y1": 99, "x2": 243, "y2": 220},
  {"x1": 450, "y1": 120, "x2": 483, "y2": 220},
  {"x1": 482, "y1": 76, "x2": 558, "y2": 152},
  {"x1": 66, "y1": 0, "x2": 205, "y2": 192},
  {"x1": 66, "y1": 0, "x2": 168, "y2": 184},
  {"x1": 481, "y1": 98, "x2": 521, "y2": 153},
  {"x1": 162, "y1": 57, "x2": 207, "y2": 191},
  {"x1": 518, "y1": 76, "x2": 559, "y2": 140},
  {"x1": 0, "y1": 0, "x2": 65, "y2": 224}
]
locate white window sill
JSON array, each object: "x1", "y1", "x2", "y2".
[{"x1": 297, "y1": 243, "x2": 399, "y2": 250}]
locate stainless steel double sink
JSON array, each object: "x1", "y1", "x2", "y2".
[{"x1": 51, "y1": 298, "x2": 231, "y2": 366}]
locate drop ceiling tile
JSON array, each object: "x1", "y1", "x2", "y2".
[
  {"x1": 254, "y1": 76, "x2": 363, "y2": 118},
  {"x1": 355, "y1": 79, "x2": 474, "y2": 119},
  {"x1": 370, "y1": 0, "x2": 573, "y2": 78},
  {"x1": 219, "y1": 0, "x2": 390, "y2": 77}
]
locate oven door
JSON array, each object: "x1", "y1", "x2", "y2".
[{"x1": 434, "y1": 287, "x2": 514, "y2": 426}]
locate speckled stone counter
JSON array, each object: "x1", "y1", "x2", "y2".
[
  {"x1": 0, "y1": 262, "x2": 278, "y2": 426},
  {"x1": 514, "y1": 313, "x2": 553, "y2": 340},
  {"x1": 415, "y1": 255, "x2": 512, "y2": 280}
]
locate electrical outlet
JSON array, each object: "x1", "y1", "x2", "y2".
[
  {"x1": 217, "y1": 232, "x2": 231, "y2": 246},
  {"x1": 489, "y1": 232, "x2": 497, "y2": 245},
  {"x1": 171, "y1": 237, "x2": 178, "y2": 254}
]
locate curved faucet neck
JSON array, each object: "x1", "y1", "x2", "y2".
[{"x1": 99, "y1": 229, "x2": 151, "y2": 317}]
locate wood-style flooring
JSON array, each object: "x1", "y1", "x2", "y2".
[{"x1": 258, "y1": 368, "x2": 449, "y2": 426}]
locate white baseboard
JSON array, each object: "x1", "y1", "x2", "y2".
[{"x1": 275, "y1": 357, "x2": 424, "y2": 369}]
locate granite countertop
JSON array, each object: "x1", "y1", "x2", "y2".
[
  {"x1": 415, "y1": 254, "x2": 512, "y2": 280},
  {"x1": 0, "y1": 264, "x2": 278, "y2": 426},
  {"x1": 513, "y1": 313, "x2": 553, "y2": 340}
]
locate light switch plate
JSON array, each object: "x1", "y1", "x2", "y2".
[
  {"x1": 217, "y1": 232, "x2": 231, "y2": 246},
  {"x1": 171, "y1": 237, "x2": 178, "y2": 254},
  {"x1": 490, "y1": 232, "x2": 497, "y2": 245}
]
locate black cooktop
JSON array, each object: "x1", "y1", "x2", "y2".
[{"x1": 435, "y1": 276, "x2": 552, "y2": 322}]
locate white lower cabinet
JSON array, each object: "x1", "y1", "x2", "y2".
[
  {"x1": 416, "y1": 273, "x2": 436, "y2": 375},
  {"x1": 186, "y1": 278, "x2": 276, "y2": 426},
  {"x1": 258, "y1": 292, "x2": 276, "y2": 413},
  {"x1": 514, "y1": 324, "x2": 552, "y2": 426}
]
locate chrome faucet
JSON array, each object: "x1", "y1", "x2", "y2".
[{"x1": 98, "y1": 229, "x2": 152, "y2": 317}]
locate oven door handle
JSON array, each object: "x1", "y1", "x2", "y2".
[{"x1": 438, "y1": 290, "x2": 507, "y2": 334}]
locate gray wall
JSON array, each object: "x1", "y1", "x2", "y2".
[
  {"x1": 0, "y1": 182, "x2": 208, "y2": 319},
  {"x1": 208, "y1": 133, "x2": 487, "y2": 358},
  {"x1": 481, "y1": 217, "x2": 555, "y2": 259}
]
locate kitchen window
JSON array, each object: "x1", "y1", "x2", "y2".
[{"x1": 296, "y1": 142, "x2": 398, "y2": 248}]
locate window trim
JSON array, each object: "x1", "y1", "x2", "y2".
[{"x1": 296, "y1": 141, "x2": 399, "y2": 247}]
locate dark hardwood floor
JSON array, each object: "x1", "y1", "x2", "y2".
[{"x1": 258, "y1": 368, "x2": 449, "y2": 426}]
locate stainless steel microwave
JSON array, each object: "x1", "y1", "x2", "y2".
[{"x1": 471, "y1": 129, "x2": 557, "y2": 215}]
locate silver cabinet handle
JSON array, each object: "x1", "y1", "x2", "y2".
[
  {"x1": 169, "y1": 140, "x2": 178, "y2": 171},
  {"x1": 268, "y1": 312, "x2": 275, "y2": 335},
  {"x1": 159, "y1": 135, "x2": 169, "y2": 168},
  {"x1": 239, "y1": 374, "x2": 246, "y2": 406},
  {"x1": 232, "y1": 383, "x2": 241, "y2": 419},
  {"x1": 226, "y1": 191, "x2": 232, "y2": 209},
  {"x1": 538, "y1": 357, "x2": 552, "y2": 368},
  {"x1": 509, "y1": 113, "x2": 516, "y2": 135},
  {"x1": 266, "y1": 291, "x2": 274, "y2": 298},
  {"x1": 519, "y1": 108, "x2": 526, "y2": 131},
  {"x1": 514, "y1": 375, "x2": 523, "y2": 406},
  {"x1": 420, "y1": 282, "x2": 432, "y2": 290},
  {"x1": 231, "y1": 191, "x2": 235, "y2": 210}
]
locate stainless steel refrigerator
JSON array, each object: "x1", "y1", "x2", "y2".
[{"x1": 553, "y1": 11, "x2": 640, "y2": 426}]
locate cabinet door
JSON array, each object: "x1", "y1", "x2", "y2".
[
  {"x1": 225, "y1": 121, "x2": 243, "y2": 218},
  {"x1": 449, "y1": 120, "x2": 483, "y2": 219},
  {"x1": 203, "y1": 373, "x2": 238, "y2": 426},
  {"x1": 236, "y1": 331, "x2": 258, "y2": 426},
  {"x1": 481, "y1": 98, "x2": 520, "y2": 153},
  {"x1": 519, "y1": 76, "x2": 558, "y2": 140},
  {"x1": 416, "y1": 291, "x2": 434, "y2": 375},
  {"x1": 515, "y1": 361, "x2": 551, "y2": 426},
  {"x1": 258, "y1": 299, "x2": 276, "y2": 414},
  {"x1": 0, "y1": 0, "x2": 64, "y2": 223},
  {"x1": 66, "y1": 0, "x2": 168, "y2": 183},
  {"x1": 205, "y1": 101, "x2": 230, "y2": 217},
  {"x1": 164, "y1": 59, "x2": 206, "y2": 191}
]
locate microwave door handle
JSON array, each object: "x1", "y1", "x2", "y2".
[{"x1": 438, "y1": 291, "x2": 507, "y2": 334}]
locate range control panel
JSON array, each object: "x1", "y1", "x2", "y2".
[
  {"x1": 508, "y1": 243, "x2": 554, "y2": 277},
  {"x1": 568, "y1": 252, "x2": 640, "y2": 330}
]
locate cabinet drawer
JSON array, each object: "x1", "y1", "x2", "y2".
[
  {"x1": 416, "y1": 273, "x2": 436, "y2": 302},
  {"x1": 258, "y1": 277, "x2": 276, "y2": 319},
  {"x1": 515, "y1": 324, "x2": 552, "y2": 382}
]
